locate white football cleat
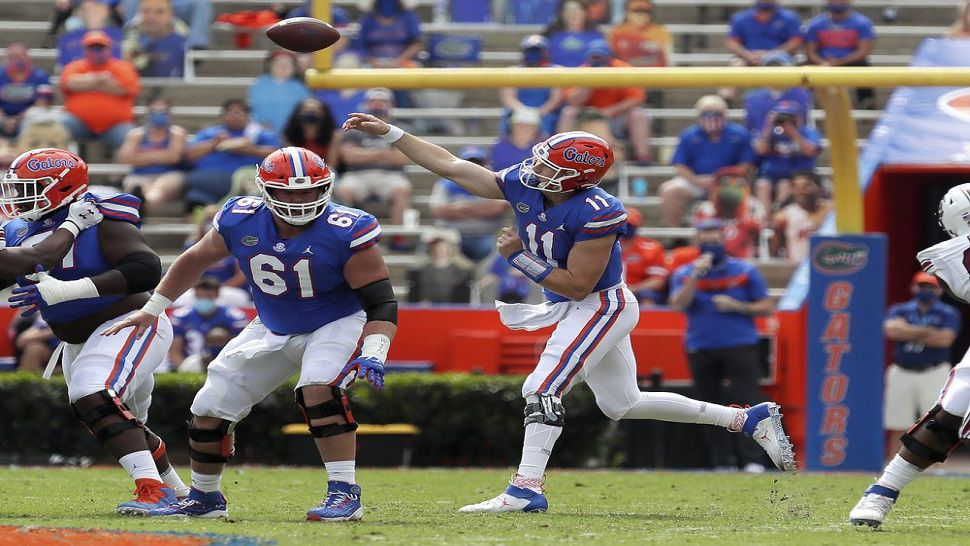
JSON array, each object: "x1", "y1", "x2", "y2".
[
  {"x1": 459, "y1": 484, "x2": 548, "y2": 513},
  {"x1": 740, "y1": 402, "x2": 797, "y2": 472},
  {"x1": 849, "y1": 485, "x2": 898, "y2": 528}
]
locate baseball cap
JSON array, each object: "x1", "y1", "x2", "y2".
[
  {"x1": 364, "y1": 87, "x2": 394, "y2": 103},
  {"x1": 458, "y1": 146, "x2": 487, "y2": 161},
  {"x1": 81, "y1": 30, "x2": 112, "y2": 47},
  {"x1": 510, "y1": 107, "x2": 541, "y2": 126},
  {"x1": 912, "y1": 271, "x2": 939, "y2": 287},
  {"x1": 585, "y1": 39, "x2": 612, "y2": 59},
  {"x1": 772, "y1": 100, "x2": 802, "y2": 115},
  {"x1": 761, "y1": 51, "x2": 794, "y2": 67},
  {"x1": 520, "y1": 34, "x2": 549, "y2": 51},
  {"x1": 695, "y1": 218, "x2": 724, "y2": 231}
]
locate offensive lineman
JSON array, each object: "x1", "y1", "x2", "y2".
[
  {"x1": 1, "y1": 148, "x2": 187, "y2": 514},
  {"x1": 343, "y1": 114, "x2": 796, "y2": 514},
  {"x1": 102, "y1": 147, "x2": 396, "y2": 522},
  {"x1": 850, "y1": 182, "x2": 970, "y2": 527}
]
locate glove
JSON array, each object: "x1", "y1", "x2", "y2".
[
  {"x1": 339, "y1": 356, "x2": 385, "y2": 392},
  {"x1": 63, "y1": 199, "x2": 104, "y2": 234},
  {"x1": 9, "y1": 265, "x2": 98, "y2": 316}
]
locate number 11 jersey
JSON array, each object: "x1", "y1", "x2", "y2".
[{"x1": 214, "y1": 196, "x2": 382, "y2": 334}]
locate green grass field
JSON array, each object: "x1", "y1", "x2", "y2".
[{"x1": 2, "y1": 467, "x2": 969, "y2": 545}]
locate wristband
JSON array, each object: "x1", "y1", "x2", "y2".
[
  {"x1": 142, "y1": 292, "x2": 173, "y2": 316},
  {"x1": 360, "y1": 333, "x2": 391, "y2": 363},
  {"x1": 58, "y1": 220, "x2": 81, "y2": 238},
  {"x1": 509, "y1": 249, "x2": 554, "y2": 283},
  {"x1": 380, "y1": 124, "x2": 405, "y2": 143}
]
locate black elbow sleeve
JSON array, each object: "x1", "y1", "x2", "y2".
[
  {"x1": 115, "y1": 252, "x2": 162, "y2": 294},
  {"x1": 353, "y1": 278, "x2": 398, "y2": 324}
]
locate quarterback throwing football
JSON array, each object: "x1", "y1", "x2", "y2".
[{"x1": 344, "y1": 114, "x2": 796, "y2": 513}]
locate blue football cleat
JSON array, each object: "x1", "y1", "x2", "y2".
[
  {"x1": 741, "y1": 402, "x2": 797, "y2": 473},
  {"x1": 459, "y1": 483, "x2": 549, "y2": 513},
  {"x1": 116, "y1": 479, "x2": 179, "y2": 516},
  {"x1": 146, "y1": 488, "x2": 229, "y2": 518},
  {"x1": 307, "y1": 481, "x2": 364, "y2": 522}
]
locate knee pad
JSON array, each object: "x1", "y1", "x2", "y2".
[
  {"x1": 187, "y1": 417, "x2": 235, "y2": 464},
  {"x1": 295, "y1": 386, "x2": 359, "y2": 438},
  {"x1": 524, "y1": 394, "x2": 566, "y2": 427},
  {"x1": 901, "y1": 404, "x2": 962, "y2": 463},
  {"x1": 72, "y1": 389, "x2": 143, "y2": 443}
]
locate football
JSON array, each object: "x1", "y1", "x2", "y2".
[{"x1": 265, "y1": 17, "x2": 341, "y2": 53}]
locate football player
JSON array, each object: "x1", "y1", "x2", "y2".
[
  {"x1": 103, "y1": 147, "x2": 396, "y2": 522},
  {"x1": 344, "y1": 115, "x2": 796, "y2": 513},
  {"x1": 850, "y1": 183, "x2": 970, "y2": 528},
  {"x1": 0, "y1": 148, "x2": 187, "y2": 515}
]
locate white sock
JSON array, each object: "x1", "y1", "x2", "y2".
[
  {"x1": 160, "y1": 465, "x2": 189, "y2": 495},
  {"x1": 622, "y1": 392, "x2": 740, "y2": 428},
  {"x1": 119, "y1": 450, "x2": 162, "y2": 482},
  {"x1": 516, "y1": 422, "x2": 563, "y2": 482},
  {"x1": 876, "y1": 454, "x2": 923, "y2": 492},
  {"x1": 325, "y1": 460, "x2": 356, "y2": 484},
  {"x1": 191, "y1": 470, "x2": 222, "y2": 493}
]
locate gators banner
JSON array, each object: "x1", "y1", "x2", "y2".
[{"x1": 805, "y1": 234, "x2": 887, "y2": 471}]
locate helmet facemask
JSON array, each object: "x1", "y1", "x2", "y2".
[
  {"x1": 0, "y1": 172, "x2": 83, "y2": 221},
  {"x1": 519, "y1": 141, "x2": 581, "y2": 193},
  {"x1": 256, "y1": 172, "x2": 334, "y2": 226}
]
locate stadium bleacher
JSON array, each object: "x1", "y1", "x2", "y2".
[{"x1": 0, "y1": 0, "x2": 958, "y2": 301}]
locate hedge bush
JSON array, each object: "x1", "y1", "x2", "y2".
[{"x1": 0, "y1": 372, "x2": 615, "y2": 467}]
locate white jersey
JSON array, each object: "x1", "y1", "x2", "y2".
[
  {"x1": 916, "y1": 236, "x2": 970, "y2": 303},
  {"x1": 777, "y1": 203, "x2": 819, "y2": 263}
]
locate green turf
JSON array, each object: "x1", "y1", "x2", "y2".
[{"x1": 1, "y1": 466, "x2": 969, "y2": 545}]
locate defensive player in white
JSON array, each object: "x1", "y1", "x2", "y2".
[
  {"x1": 850, "y1": 183, "x2": 970, "y2": 527},
  {"x1": 344, "y1": 114, "x2": 796, "y2": 514},
  {"x1": 1, "y1": 148, "x2": 187, "y2": 515},
  {"x1": 103, "y1": 147, "x2": 396, "y2": 522}
]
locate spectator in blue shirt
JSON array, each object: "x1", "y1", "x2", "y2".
[
  {"x1": 0, "y1": 43, "x2": 50, "y2": 138},
  {"x1": 248, "y1": 50, "x2": 310, "y2": 133},
  {"x1": 121, "y1": 0, "x2": 213, "y2": 50},
  {"x1": 430, "y1": 146, "x2": 509, "y2": 262},
  {"x1": 357, "y1": 0, "x2": 423, "y2": 68},
  {"x1": 183, "y1": 99, "x2": 282, "y2": 211},
  {"x1": 116, "y1": 96, "x2": 187, "y2": 215},
  {"x1": 660, "y1": 95, "x2": 755, "y2": 227},
  {"x1": 883, "y1": 272, "x2": 960, "y2": 457},
  {"x1": 509, "y1": 0, "x2": 559, "y2": 25},
  {"x1": 743, "y1": 51, "x2": 812, "y2": 135},
  {"x1": 721, "y1": 0, "x2": 802, "y2": 105},
  {"x1": 669, "y1": 219, "x2": 775, "y2": 471},
  {"x1": 752, "y1": 100, "x2": 821, "y2": 210},
  {"x1": 499, "y1": 34, "x2": 563, "y2": 136},
  {"x1": 804, "y1": 0, "x2": 877, "y2": 108},
  {"x1": 58, "y1": 0, "x2": 124, "y2": 67},
  {"x1": 121, "y1": 0, "x2": 187, "y2": 78},
  {"x1": 169, "y1": 276, "x2": 249, "y2": 373},
  {"x1": 543, "y1": 0, "x2": 606, "y2": 67},
  {"x1": 490, "y1": 107, "x2": 544, "y2": 170}
]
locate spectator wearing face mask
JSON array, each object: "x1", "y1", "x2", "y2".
[
  {"x1": 168, "y1": 276, "x2": 249, "y2": 373},
  {"x1": 803, "y1": 0, "x2": 877, "y2": 108},
  {"x1": 668, "y1": 219, "x2": 775, "y2": 471},
  {"x1": 281, "y1": 97, "x2": 340, "y2": 168},
  {"x1": 116, "y1": 96, "x2": 186, "y2": 215},
  {"x1": 0, "y1": 43, "x2": 51, "y2": 139},
  {"x1": 59, "y1": 30, "x2": 140, "y2": 153},
  {"x1": 498, "y1": 34, "x2": 563, "y2": 136}
]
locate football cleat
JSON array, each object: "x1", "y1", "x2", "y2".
[
  {"x1": 458, "y1": 484, "x2": 548, "y2": 514},
  {"x1": 146, "y1": 488, "x2": 228, "y2": 518},
  {"x1": 116, "y1": 479, "x2": 178, "y2": 516},
  {"x1": 741, "y1": 402, "x2": 797, "y2": 473},
  {"x1": 306, "y1": 481, "x2": 363, "y2": 522},
  {"x1": 849, "y1": 484, "x2": 898, "y2": 528}
]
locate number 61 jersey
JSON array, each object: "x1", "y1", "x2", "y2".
[{"x1": 214, "y1": 196, "x2": 382, "y2": 335}]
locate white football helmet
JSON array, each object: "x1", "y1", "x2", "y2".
[{"x1": 938, "y1": 183, "x2": 970, "y2": 237}]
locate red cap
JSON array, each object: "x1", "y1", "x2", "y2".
[
  {"x1": 912, "y1": 271, "x2": 939, "y2": 287},
  {"x1": 82, "y1": 30, "x2": 112, "y2": 47}
]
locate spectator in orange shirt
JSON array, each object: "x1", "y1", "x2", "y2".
[
  {"x1": 59, "y1": 30, "x2": 140, "y2": 153},
  {"x1": 620, "y1": 207, "x2": 670, "y2": 306},
  {"x1": 558, "y1": 39, "x2": 652, "y2": 164},
  {"x1": 608, "y1": 0, "x2": 673, "y2": 69}
]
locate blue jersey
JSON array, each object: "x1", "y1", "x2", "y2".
[
  {"x1": 728, "y1": 8, "x2": 802, "y2": 51},
  {"x1": 171, "y1": 305, "x2": 248, "y2": 357},
  {"x1": 4, "y1": 192, "x2": 142, "y2": 323},
  {"x1": 496, "y1": 165, "x2": 627, "y2": 302},
  {"x1": 671, "y1": 123, "x2": 755, "y2": 175},
  {"x1": 803, "y1": 12, "x2": 875, "y2": 60},
  {"x1": 214, "y1": 197, "x2": 381, "y2": 335},
  {"x1": 886, "y1": 299, "x2": 960, "y2": 370}
]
